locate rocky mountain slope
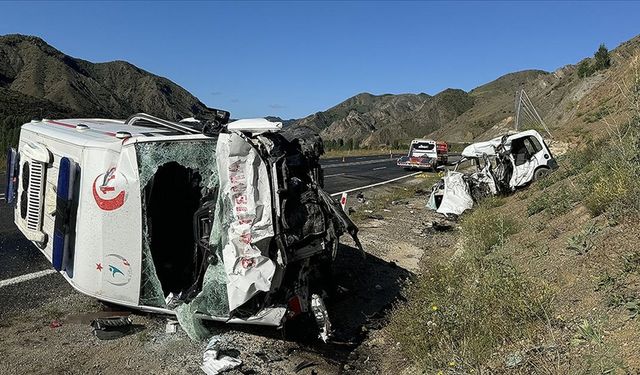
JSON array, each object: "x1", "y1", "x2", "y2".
[
  {"x1": 293, "y1": 89, "x2": 473, "y2": 147},
  {"x1": 290, "y1": 34, "x2": 640, "y2": 147},
  {"x1": 0, "y1": 34, "x2": 219, "y2": 118},
  {"x1": 0, "y1": 34, "x2": 223, "y2": 156}
]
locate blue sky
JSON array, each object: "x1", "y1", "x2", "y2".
[{"x1": 1, "y1": 1, "x2": 639, "y2": 119}]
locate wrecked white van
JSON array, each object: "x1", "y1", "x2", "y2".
[
  {"x1": 428, "y1": 130, "x2": 557, "y2": 216},
  {"x1": 5, "y1": 113, "x2": 361, "y2": 338}
]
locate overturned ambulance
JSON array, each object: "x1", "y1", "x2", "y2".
[
  {"x1": 5, "y1": 112, "x2": 362, "y2": 339},
  {"x1": 428, "y1": 130, "x2": 557, "y2": 216}
]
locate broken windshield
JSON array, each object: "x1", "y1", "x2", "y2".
[{"x1": 135, "y1": 139, "x2": 221, "y2": 308}]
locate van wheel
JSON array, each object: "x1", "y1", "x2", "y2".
[{"x1": 534, "y1": 168, "x2": 550, "y2": 181}]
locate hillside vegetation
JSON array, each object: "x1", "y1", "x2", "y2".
[{"x1": 385, "y1": 63, "x2": 640, "y2": 373}]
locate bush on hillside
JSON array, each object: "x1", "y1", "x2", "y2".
[
  {"x1": 594, "y1": 43, "x2": 611, "y2": 71},
  {"x1": 388, "y1": 202, "x2": 550, "y2": 372},
  {"x1": 577, "y1": 43, "x2": 612, "y2": 78},
  {"x1": 577, "y1": 60, "x2": 596, "y2": 78},
  {"x1": 584, "y1": 71, "x2": 640, "y2": 218}
]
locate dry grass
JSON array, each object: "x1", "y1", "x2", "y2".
[
  {"x1": 385, "y1": 70, "x2": 640, "y2": 373},
  {"x1": 348, "y1": 173, "x2": 440, "y2": 221},
  {"x1": 387, "y1": 200, "x2": 551, "y2": 373}
]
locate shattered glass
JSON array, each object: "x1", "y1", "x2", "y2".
[
  {"x1": 139, "y1": 210, "x2": 167, "y2": 307},
  {"x1": 175, "y1": 184, "x2": 232, "y2": 340},
  {"x1": 136, "y1": 140, "x2": 219, "y2": 194},
  {"x1": 136, "y1": 140, "x2": 222, "y2": 308},
  {"x1": 175, "y1": 258, "x2": 230, "y2": 340}
]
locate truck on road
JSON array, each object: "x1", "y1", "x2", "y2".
[{"x1": 396, "y1": 139, "x2": 448, "y2": 171}]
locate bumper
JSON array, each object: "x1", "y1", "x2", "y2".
[{"x1": 397, "y1": 156, "x2": 434, "y2": 169}]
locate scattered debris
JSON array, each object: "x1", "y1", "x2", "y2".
[
  {"x1": 49, "y1": 320, "x2": 62, "y2": 329},
  {"x1": 356, "y1": 192, "x2": 365, "y2": 203},
  {"x1": 310, "y1": 294, "x2": 332, "y2": 343},
  {"x1": 165, "y1": 319, "x2": 179, "y2": 334},
  {"x1": 366, "y1": 214, "x2": 384, "y2": 220},
  {"x1": 625, "y1": 301, "x2": 639, "y2": 318},
  {"x1": 505, "y1": 351, "x2": 524, "y2": 368},
  {"x1": 90, "y1": 316, "x2": 144, "y2": 340},
  {"x1": 432, "y1": 220, "x2": 455, "y2": 232},
  {"x1": 336, "y1": 285, "x2": 351, "y2": 295},
  {"x1": 391, "y1": 199, "x2": 409, "y2": 205},
  {"x1": 414, "y1": 188, "x2": 429, "y2": 196},
  {"x1": 65, "y1": 310, "x2": 130, "y2": 324},
  {"x1": 201, "y1": 336, "x2": 243, "y2": 375},
  {"x1": 255, "y1": 351, "x2": 284, "y2": 364}
]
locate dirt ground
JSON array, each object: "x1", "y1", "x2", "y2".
[{"x1": 0, "y1": 176, "x2": 445, "y2": 375}]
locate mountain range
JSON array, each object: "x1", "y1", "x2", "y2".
[
  {"x1": 291, "y1": 34, "x2": 640, "y2": 148},
  {"x1": 1, "y1": 33, "x2": 640, "y2": 155}
]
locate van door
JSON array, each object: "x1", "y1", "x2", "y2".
[{"x1": 509, "y1": 135, "x2": 544, "y2": 187}]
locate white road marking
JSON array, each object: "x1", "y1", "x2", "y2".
[
  {"x1": 0, "y1": 269, "x2": 57, "y2": 288},
  {"x1": 330, "y1": 172, "x2": 421, "y2": 197},
  {"x1": 372, "y1": 166, "x2": 387, "y2": 171},
  {"x1": 324, "y1": 173, "x2": 346, "y2": 178},
  {"x1": 0, "y1": 193, "x2": 5, "y2": 201},
  {"x1": 323, "y1": 158, "x2": 394, "y2": 169}
]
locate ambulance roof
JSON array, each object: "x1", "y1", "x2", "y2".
[{"x1": 20, "y1": 118, "x2": 208, "y2": 148}]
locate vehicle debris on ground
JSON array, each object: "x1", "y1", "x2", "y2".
[
  {"x1": 428, "y1": 130, "x2": 557, "y2": 216},
  {"x1": 5, "y1": 110, "x2": 364, "y2": 342},
  {"x1": 201, "y1": 336, "x2": 243, "y2": 375},
  {"x1": 91, "y1": 316, "x2": 144, "y2": 340}
]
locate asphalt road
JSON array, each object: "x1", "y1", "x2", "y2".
[
  {"x1": 321, "y1": 154, "x2": 414, "y2": 194},
  {"x1": 0, "y1": 153, "x2": 460, "y2": 313}
]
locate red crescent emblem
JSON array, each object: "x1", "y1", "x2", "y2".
[{"x1": 92, "y1": 169, "x2": 126, "y2": 211}]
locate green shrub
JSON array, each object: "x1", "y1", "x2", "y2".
[
  {"x1": 528, "y1": 186, "x2": 582, "y2": 217},
  {"x1": 584, "y1": 134, "x2": 640, "y2": 217},
  {"x1": 566, "y1": 222, "x2": 598, "y2": 255},
  {"x1": 388, "y1": 245, "x2": 550, "y2": 371},
  {"x1": 527, "y1": 194, "x2": 549, "y2": 216},
  {"x1": 594, "y1": 43, "x2": 611, "y2": 71},
  {"x1": 577, "y1": 60, "x2": 595, "y2": 78},
  {"x1": 582, "y1": 70, "x2": 640, "y2": 218},
  {"x1": 387, "y1": 201, "x2": 546, "y2": 371},
  {"x1": 577, "y1": 43, "x2": 611, "y2": 79},
  {"x1": 460, "y1": 203, "x2": 518, "y2": 254}
]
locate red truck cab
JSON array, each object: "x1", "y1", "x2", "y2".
[{"x1": 436, "y1": 141, "x2": 449, "y2": 165}]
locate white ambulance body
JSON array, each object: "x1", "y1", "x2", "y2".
[{"x1": 7, "y1": 114, "x2": 359, "y2": 333}]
